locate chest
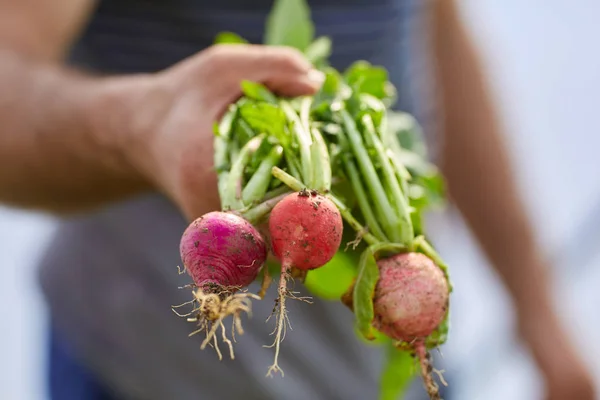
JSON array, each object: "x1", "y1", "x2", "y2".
[{"x1": 71, "y1": 0, "x2": 424, "y2": 74}]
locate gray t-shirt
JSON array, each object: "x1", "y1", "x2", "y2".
[{"x1": 38, "y1": 1, "x2": 436, "y2": 399}]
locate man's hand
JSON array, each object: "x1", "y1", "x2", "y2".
[{"x1": 120, "y1": 44, "x2": 323, "y2": 220}]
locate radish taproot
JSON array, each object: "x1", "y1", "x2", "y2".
[
  {"x1": 174, "y1": 211, "x2": 267, "y2": 360},
  {"x1": 265, "y1": 189, "x2": 343, "y2": 376}
]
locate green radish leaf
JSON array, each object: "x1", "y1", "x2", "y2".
[
  {"x1": 353, "y1": 248, "x2": 380, "y2": 340},
  {"x1": 304, "y1": 36, "x2": 332, "y2": 66},
  {"x1": 214, "y1": 32, "x2": 249, "y2": 44},
  {"x1": 355, "y1": 326, "x2": 389, "y2": 346},
  {"x1": 246, "y1": 138, "x2": 275, "y2": 176},
  {"x1": 379, "y1": 343, "x2": 415, "y2": 400},
  {"x1": 312, "y1": 68, "x2": 348, "y2": 119},
  {"x1": 344, "y1": 61, "x2": 397, "y2": 104},
  {"x1": 425, "y1": 311, "x2": 449, "y2": 349},
  {"x1": 304, "y1": 251, "x2": 356, "y2": 300},
  {"x1": 354, "y1": 243, "x2": 408, "y2": 340},
  {"x1": 264, "y1": 0, "x2": 314, "y2": 51},
  {"x1": 238, "y1": 102, "x2": 290, "y2": 147},
  {"x1": 387, "y1": 111, "x2": 428, "y2": 157},
  {"x1": 241, "y1": 80, "x2": 278, "y2": 104}
]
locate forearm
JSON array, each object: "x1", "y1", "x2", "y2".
[
  {"x1": 431, "y1": 2, "x2": 555, "y2": 322},
  {"x1": 0, "y1": 49, "x2": 153, "y2": 213}
]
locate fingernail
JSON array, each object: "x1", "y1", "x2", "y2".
[{"x1": 307, "y1": 69, "x2": 325, "y2": 85}]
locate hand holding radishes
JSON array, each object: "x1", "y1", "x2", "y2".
[
  {"x1": 124, "y1": 43, "x2": 323, "y2": 222},
  {"x1": 169, "y1": 1, "x2": 453, "y2": 397},
  {"x1": 131, "y1": 44, "x2": 323, "y2": 359}
]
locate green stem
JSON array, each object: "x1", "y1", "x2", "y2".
[
  {"x1": 343, "y1": 157, "x2": 388, "y2": 242},
  {"x1": 242, "y1": 192, "x2": 290, "y2": 225},
  {"x1": 280, "y1": 100, "x2": 313, "y2": 185},
  {"x1": 215, "y1": 105, "x2": 238, "y2": 202},
  {"x1": 384, "y1": 124, "x2": 412, "y2": 200},
  {"x1": 214, "y1": 104, "x2": 237, "y2": 169},
  {"x1": 412, "y1": 235, "x2": 451, "y2": 288},
  {"x1": 237, "y1": 118, "x2": 258, "y2": 144},
  {"x1": 222, "y1": 134, "x2": 264, "y2": 211},
  {"x1": 340, "y1": 110, "x2": 399, "y2": 241},
  {"x1": 328, "y1": 194, "x2": 379, "y2": 247},
  {"x1": 310, "y1": 127, "x2": 332, "y2": 192},
  {"x1": 362, "y1": 114, "x2": 413, "y2": 244},
  {"x1": 271, "y1": 166, "x2": 379, "y2": 246},
  {"x1": 284, "y1": 150, "x2": 302, "y2": 180},
  {"x1": 388, "y1": 150, "x2": 412, "y2": 200},
  {"x1": 263, "y1": 185, "x2": 291, "y2": 201},
  {"x1": 242, "y1": 145, "x2": 283, "y2": 204}
]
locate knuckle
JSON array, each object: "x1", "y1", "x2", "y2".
[
  {"x1": 203, "y1": 44, "x2": 231, "y2": 62},
  {"x1": 265, "y1": 46, "x2": 308, "y2": 71}
]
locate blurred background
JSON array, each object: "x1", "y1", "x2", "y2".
[{"x1": 2, "y1": 1, "x2": 600, "y2": 399}]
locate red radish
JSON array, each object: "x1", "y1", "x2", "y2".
[
  {"x1": 174, "y1": 211, "x2": 267, "y2": 360},
  {"x1": 265, "y1": 189, "x2": 343, "y2": 376},
  {"x1": 373, "y1": 252, "x2": 449, "y2": 399}
]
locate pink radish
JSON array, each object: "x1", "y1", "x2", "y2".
[
  {"x1": 373, "y1": 252, "x2": 449, "y2": 399},
  {"x1": 174, "y1": 211, "x2": 267, "y2": 360}
]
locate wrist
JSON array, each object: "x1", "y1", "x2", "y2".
[{"x1": 83, "y1": 72, "x2": 160, "y2": 189}]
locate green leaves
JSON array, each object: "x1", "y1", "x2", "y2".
[
  {"x1": 241, "y1": 80, "x2": 278, "y2": 104},
  {"x1": 353, "y1": 243, "x2": 407, "y2": 340},
  {"x1": 304, "y1": 36, "x2": 332, "y2": 67},
  {"x1": 354, "y1": 248, "x2": 380, "y2": 340},
  {"x1": 238, "y1": 101, "x2": 289, "y2": 147},
  {"x1": 264, "y1": 0, "x2": 314, "y2": 51},
  {"x1": 263, "y1": 0, "x2": 333, "y2": 69},
  {"x1": 304, "y1": 251, "x2": 356, "y2": 300},
  {"x1": 345, "y1": 61, "x2": 397, "y2": 105}
]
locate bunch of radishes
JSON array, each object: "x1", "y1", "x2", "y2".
[{"x1": 172, "y1": 1, "x2": 453, "y2": 399}]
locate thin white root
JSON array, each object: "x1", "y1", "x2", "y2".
[
  {"x1": 213, "y1": 333, "x2": 223, "y2": 361},
  {"x1": 433, "y1": 368, "x2": 448, "y2": 387},
  {"x1": 172, "y1": 287, "x2": 260, "y2": 360},
  {"x1": 264, "y1": 269, "x2": 290, "y2": 377},
  {"x1": 345, "y1": 226, "x2": 368, "y2": 251},
  {"x1": 220, "y1": 320, "x2": 234, "y2": 360}
]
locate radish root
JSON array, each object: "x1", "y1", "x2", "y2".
[
  {"x1": 414, "y1": 341, "x2": 444, "y2": 400},
  {"x1": 264, "y1": 268, "x2": 291, "y2": 377},
  {"x1": 172, "y1": 286, "x2": 260, "y2": 360},
  {"x1": 264, "y1": 268, "x2": 313, "y2": 377}
]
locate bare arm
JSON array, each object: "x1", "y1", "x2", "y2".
[
  {"x1": 0, "y1": 1, "x2": 321, "y2": 217},
  {"x1": 430, "y1": 1, "x2": 594, "y2": 398},
  {"x1": 0, "y1": 0, "x2": 153, "y2": 212}
]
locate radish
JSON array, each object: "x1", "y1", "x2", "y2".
[
  {"x1": 265, "y1": 189, "x2": 343, "y2": 376},
  {"x1": 373, "y1": 252, "x2": 449, "y2": 341},
  {"x1": 174, "y1": 211, "x2": 267, "y2": 360},
  {"x1": 373, "y1": 252, "x2": 449, "y2": 399}
]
